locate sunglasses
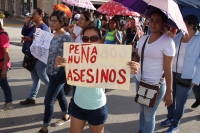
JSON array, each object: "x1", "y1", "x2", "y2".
[{"x1": 82, "y1": 35, "x2": 99, "y2": 43}]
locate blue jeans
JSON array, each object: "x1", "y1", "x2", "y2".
[
  {"x1": 43, "y1": 68, "x2": 68, "y2": 126},
  {"x1": 167, "y1": 72, "x2": 192, "y2": 127},
  {"x1": 28, "y1": 60, "x2": 49, "y2": 99},
  {"x1": 136, "y1": 79, "x2": 166, "y2": 133},
  {"x1": 192, "y1": 85, "x2": 200, "y2": 102},
  {"x1": 0, "y1": 69, "x2": 12, "y2": 103}
]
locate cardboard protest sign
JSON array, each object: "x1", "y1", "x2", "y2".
[
  {"x1": 64, "y1": 43, "x2": 132, "y2": 90},
  {"x1": 30, "y1": 28, "x2": 54, "y2": 64}
]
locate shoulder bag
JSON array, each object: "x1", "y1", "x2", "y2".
[
  {"x1": 22, "y1": 52, "x2": 36, "y2": 71},
  {"x1": 135, "y1": 36, "x2": 164, "y2": 107},
  {"x1": 173, "y1": 38, "x2": 192, "y2": 87}
]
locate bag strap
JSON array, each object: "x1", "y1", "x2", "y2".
[
  {"x1": 131, "y1": 29, "x2": 138, "y2": 43},
  {"x1": 140, "y1": 36, "x2": 149, "y2": 79},
  {"x1": 0, "y1": 32, "x2": 8, "y2": 36},
  {"x1": 140, "y1": 36, "x2": 165, "y2": 84},
  {"x1": 176, "y1": 37, "x2": 183, "y2": 73}
]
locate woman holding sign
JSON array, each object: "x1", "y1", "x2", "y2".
[
  {"x1": 132, "y1": 10, "x2": 175, "y2": 133},
  {"x1": 37, "y1": 11, "x2": 73, "y2": 133},
  {"x1": 55, "y1": 26, "x2": 140, "y2": 133},
  {"x1": 20, "y1": 8, "x2": 50, "y2": 105}
]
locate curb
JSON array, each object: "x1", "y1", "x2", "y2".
[
  {"x1": 10, "y1": 42, "x2": 23, "y2": 46},
  {"x1": 4, "y1": 24, "x2": 23, "y2": 27}
]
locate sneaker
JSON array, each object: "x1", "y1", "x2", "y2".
[
  {"x1": 166, "y1": 126, "x2": 179, "y2": 133},
  {"x1": 160, "y1": 118, "x2": 172, "y2": 127},
  {"x1": 54, "y1": 116, "x2": 70, "y2": 126},
  {"x1": 0, "y1": 102, "x2": 14, "y2": 111},
  {"x1": 191, "y1": 101, "x2": 200, "y2": 108},
  {"x1": 20, "y1": 98, "x2": 36, "y2": 105}
]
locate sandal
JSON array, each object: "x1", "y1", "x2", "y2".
[
  {"x1": 38, "y1": 129, "x2": 48, "y2": 133},
  {"x1": 54, "y1": 116, "x2": 70, "y2": 126}
]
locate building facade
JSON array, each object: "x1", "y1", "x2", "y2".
[{"x1": 0, "y1": 0, "x2": 107, "y2": 18}]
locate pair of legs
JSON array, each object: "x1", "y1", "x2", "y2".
[
  {"x1": 70, "y1": 117, "x2": 105, "y2": 133},
  {"x1": 28, "y1": 60, "x2": 49, "y2": 99},
  {"x1": 0, "y1": 69, "x2": 12, "y2": 103},
  {"x1": 165, "y1": 73, "x2": 192, "y2": 127},
  {"x1": 70, "y1": 101, "x2": 108, "y2": 133},
  {"x1": 136, "y1": 79, "x2": 166, "y2": 133},
  {"x1": 40, "y1": 68, "x2": 69, "y2": 132},
  {"x1": 192, "y1": 85, "x2": 200, "y2": 103}
]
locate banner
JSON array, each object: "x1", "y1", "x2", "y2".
[
  {"x1": 30, "y1": 28, "x2": 54, "y2": 64},
  {"x1": 64, "y1": 43, "x2": 132, "y2": 90}
]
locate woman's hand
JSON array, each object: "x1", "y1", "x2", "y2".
[
  {"x1": 55, "y1": 56, "x2": 66, "y2": 68},
  {"x1": 163, "y1": 91, "x2": 173, "y2": 107},
  {"x1": 114, "y1": 30, "x2": 117, "y2": 38},
  {"x1": 21, "y1": 36, "x2": 32, "y2": 42},
  {"x1": 25, "y1": 17, "x2": 31, "y2": 26},
  {"x1": 127, "y1": 61, "x2": 140, "y2": 74},
  {"x1": 68, "y1": 24, "x2": 75, "y2": 34},
  {"x1": 191, "y1": 83, "x2": 197, "y2": 88},
  {"x1": 1, "y1": 68, "x2": 7, "y2": 79}
]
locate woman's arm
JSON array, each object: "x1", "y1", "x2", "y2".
[
  {"x1": 163, "y1": 55, "x2": 174, "y2": 106},
  {"x1": 1, "y1": 47, "x2": 9, "y2": 78},
  {"x1": 70, "y1": 32, "x2": 77, "y2": 41},
  {"x1": 122, "y1": 28, "x2": 127, "y2": 40},
  {"x1": 132, "y1": 49, "x2": 140, "y2": 62},
  {"x1": 114, "y1": 31, "x2": 122, "y2": 44}
]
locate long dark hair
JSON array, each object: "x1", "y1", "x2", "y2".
[
  {"x1": 81, "y1": 26, "x2": 102, "y2": 40},
  {"x1": 34, "y1": 8, "x2": 43, "y2": 16},
  {"x1": 108, "y1": 18, "x2": 120, "y2": 31},
  {"x1": 150, "y1": 9, "x2": 168, "y2": 23},
  {"x1": 50, "y1": 10, "x2": 68, "y2": 27},
  {"x1": 81, "y1": 11, "x2": 94, "y2": 26}
]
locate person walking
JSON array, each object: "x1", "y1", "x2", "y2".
[
  {"x1": 132, "y1": 10, "x2": 175, "y2": 133},
  {"x1": 54, "y1": 26, "x2": 140, "y2": 133},
  {"x1": 38, "y1": 10, "x2": 73, "y2": 133},
  {"x1": 160, "y1": 15, "x2": 200, "y2": 133},
  {"x1": 20, "y1": 8, "x2": 49, "y2": 105},
  {"x1": 0, "y1": 22, "x2": 13, "y2": 112}
]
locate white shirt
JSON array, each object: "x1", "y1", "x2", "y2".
[
  {"x1": 136, "y1": 34, "x2": 176, "y2": 84},
  {"x1": 74, "y1": 26, "x2": 82, "y2": 43},
  {"x1": 172, "y1": 42, "x2": 188, "y2": 73}
]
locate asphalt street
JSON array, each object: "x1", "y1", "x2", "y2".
[{"x1": 0, "y1": 22, "x2": 200, "y2": 133}]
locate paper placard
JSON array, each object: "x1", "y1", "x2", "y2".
[
  {"x1": 30, "y1": 28, "x2": 54, "y2": 64},
  {"x1": 64, "y1": 43, "x2": 132, "y2": 90}
]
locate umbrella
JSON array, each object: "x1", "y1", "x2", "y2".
[
  {"x1": 97, "y1": 0, "x2": 132, "y2": 16},
  {"x1": 128, "y1": 11, "x2": 140, "y2": 17},
  {"x1": 114, "y1": 0, "x2": 188, "y2": 33},
  {"x1": 174, "y1": 0, "x2": 200, "y2": 9},
  {"x1": 54, "y1": 4, "x2": 72, "y2": 18},
  {"x1": 61, "y1": 0, "x2": 96, "y2": 10}
]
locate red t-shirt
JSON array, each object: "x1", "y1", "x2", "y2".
[{"x1": 0, "y1": 30, "x2": 11, "y2": 69}]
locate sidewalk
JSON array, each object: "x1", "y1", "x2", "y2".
[
  {"x1": 3, "y1": 18, "x2": 24, "y2": 46},
  {"x1": 3, "y1": 17, "x2": 24, "y2": 27}
]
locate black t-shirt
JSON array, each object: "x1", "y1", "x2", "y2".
[{"x1": 126, "y1": 28, "x2": 136, "y2": 45}]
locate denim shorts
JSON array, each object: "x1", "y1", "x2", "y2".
[{"x1": 71, "y1": 101, "x2": 108, "y2": 126}]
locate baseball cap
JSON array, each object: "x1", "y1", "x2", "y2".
[
  {"x1": 74, "y1": 14, "x2": 80, "y2": 21},
  {"x1": 184, "y1": 15, "x2": 199, "y2": 28}
]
